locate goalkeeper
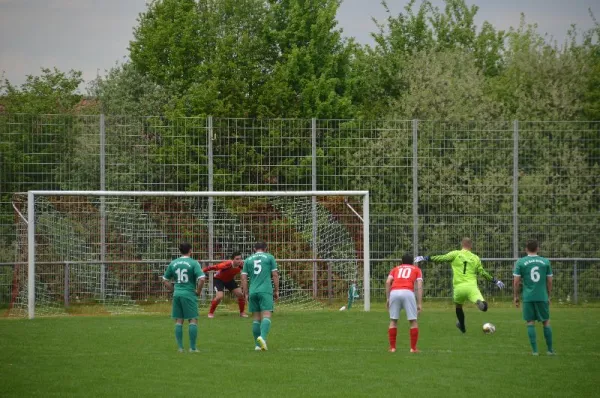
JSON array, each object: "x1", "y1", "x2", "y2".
[{"x1": 415, "y1": 237, "x2": 505, "y2": 333}]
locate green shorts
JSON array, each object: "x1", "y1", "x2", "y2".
[
  {"x1": 522, "y1": 301, "x2": 550, "y2": 322},
  {"x1": 172, "y1": 294, "x2": 198, "y2": 320},
  {"x1": 453, "y1": 284, "x2": 484, "y2": 305},
  {"x1": 249, "y1": 292, "x2": 274, "y2": 313}
]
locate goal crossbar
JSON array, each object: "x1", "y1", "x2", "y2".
[{"x1": 26, "y1": 190, "x2": 370, "y2": 318}]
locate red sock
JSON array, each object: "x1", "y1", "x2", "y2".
[
  {"x1": 209, "y1": 299, "x2": 219, "y2": 314},
  {"x1": 410, "y1": 328, "x2": 419, "y2": 350},
  {"x1": 388, "y1": 327, "x2": 397, "y2": 349},
  {"x1": 238, "y1": 297, "x2": 245, "y2": 313}
]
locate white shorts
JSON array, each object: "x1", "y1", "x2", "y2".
[{"x1": 389, "y1": 289, "x2": 418, "y2": 321}]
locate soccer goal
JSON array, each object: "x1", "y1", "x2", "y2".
[{"x1": 13, "y1": 190, "x2": 370, "y2": 319}]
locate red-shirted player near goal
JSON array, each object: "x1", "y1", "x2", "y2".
[
  {"x1": 385, "y1": 253, "x2": 424, "y2": 353},
  {"x1": 203, "y1": 252, "x2": 248, "y2": 318}
]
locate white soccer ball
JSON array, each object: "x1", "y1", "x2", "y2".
[
  {"x1": 339, "y1": 306, "x2": 346, "y2": 311},
  {"x1": 482, "y1": 322, "x2": 496, "y2": 334}
]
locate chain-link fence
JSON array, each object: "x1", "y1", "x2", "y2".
[{"x1": 1, "y1": 115, "x2": 599, "y2": 307}]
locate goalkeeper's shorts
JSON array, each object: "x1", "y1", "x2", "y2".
[{"x1": 453, "y1": 284, "x2": 484, "y2": 305}]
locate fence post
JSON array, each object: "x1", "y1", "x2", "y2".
[
  {"x1": 328, "y1": 262, "x2": 333, "y2": 304},
  {"x1": 412, "y1": 119, "x2": 419, "y2": 255},
  {"x1": 573, "y1": 261, "x2": 578, "y2": 305},
  {"x1": 312, "y1": 118, "x2": 318, "y2": 299},
  {"x1": 207, "y1": 116, "x2": 214, "y2": 300},
  {"x1": 513, "y1": 120, "x2": 519, "y2": 260},
  {"x1": 100, "y1": 114, "x2": 106, "y2": 301},
  {"x1": 64, "y1": 262, "x2": 70, "y2": 308}
]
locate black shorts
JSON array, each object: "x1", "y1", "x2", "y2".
[{"x1": 214, "y1": 278, "x2": 238, "y2": 292}]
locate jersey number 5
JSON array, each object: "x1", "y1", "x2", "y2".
[
  {"x1": 253, "y1": 260, "x2": 262, "y2": 275},
  {"x1": 175, "y1": 268, "x2": 188, "y2": 283}
]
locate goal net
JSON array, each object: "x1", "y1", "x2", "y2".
[{"x1": 10, "y1": 191, "x2": 370, "y2": 318}]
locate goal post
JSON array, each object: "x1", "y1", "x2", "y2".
[{"x1": 23, "y1": 190, "x2": 370, "y2": 319}]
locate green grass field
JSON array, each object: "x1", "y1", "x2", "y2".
[{"x1": 2, "y1": 304, "x2": 599, "y2": 397}]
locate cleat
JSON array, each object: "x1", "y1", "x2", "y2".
[
  {"x1": 255, "y1": 346, "x2": 262, "y2": 351},
  {"x1": 532, "y1": 352, "x2": 539, "y2": 356},
  {"x1": 240, "y1": 312, "x2": 249, "y2": 318},
  {"x1": 189, "y1": 348, "x2": 199, "y2": 353},
  {"x1": 389, "y1": 348, "x2": 396, "y2": 353},
  {"x1": 410, "y1": 349, "x2": 420, "y2": 353},
  {"x1": 456, "y1": 321, "x2": 466, "y2": 334},
  {"x1": 256, "y1": 336, "x2": 268, "y2": 351},
  {"x1": 547, "y1": 351, "x2": 556, "y2": 356},
  {"x1": 207, "y1": 313, "x2": 214, "y2": 319},
  {"x1": 177, "y1": 348, "x2": 184, "y2": 353}
]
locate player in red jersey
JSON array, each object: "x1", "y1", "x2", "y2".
[
  {"x1": 203, "y1": 252, "x2": 248, "y2": 318},
  {"x1": 385, "y1": 253, "x2": 423, "y2": 353}
]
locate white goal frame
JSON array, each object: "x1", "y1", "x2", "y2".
[{"x1": 26, "y1": 190, "x2": 370, "y2": 318}]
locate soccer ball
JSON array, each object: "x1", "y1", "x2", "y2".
[{"x1": 482, "y1": 323, "x2": 496, "y2": 334}]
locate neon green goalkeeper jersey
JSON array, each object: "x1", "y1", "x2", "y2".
[
  {"x1": 242, "y1": 252, "x2": 278, "y2": 295},
  {"x1": 430, "y1": 249, "x2": 493, "y2": 286}
]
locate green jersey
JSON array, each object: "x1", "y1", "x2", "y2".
[
  {"x1": 242, "y1": 251, "x2": 278, "y2": 295},
  {"x1": 163, "y1": 256, "x2": 205, "y2": 297},
  {"x1": 513, "y1": 255, "x2": 552, "y2": 302},
  {"x1": 430, "y1": 249, "x2": 493, "y2": 287}
]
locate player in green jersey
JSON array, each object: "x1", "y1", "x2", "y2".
[
  {"x1": 162, "y1": 242, "x2": 206, "y2": 353},
  {"x1": 415, "y1": 237, "x2": 505, "y2": 333},
  {"x1": 513, "y1": 239, "x2": 554, "y2": 355},
  {"x1": 241, "y1": 242, "x2": 279, "y2": 351}
]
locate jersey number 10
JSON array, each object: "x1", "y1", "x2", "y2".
[{"x1": 397, "y1": 267, "x2": 412, "y2": 279}]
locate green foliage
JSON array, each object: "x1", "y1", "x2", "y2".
[
  {"x1": 89, "y1": 63, "x2": 170, "y2": 116},
  {"x1": 129, "y1": 0, "x2": 203, "y2": 91},
  {"x1": 0, "y1": 67, "x2": 83, "y2": 114}
]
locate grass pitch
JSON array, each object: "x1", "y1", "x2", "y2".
[{"x1": 2, "y1": 304, "x2": 599, "y2": 397}]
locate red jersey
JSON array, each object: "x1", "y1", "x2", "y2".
[
  {"x1": 203, "y1": 260, "x2": 242, "y2": 282},
  {"x1": 388, "y1": 264, "x2": 422, "y2": 292}
]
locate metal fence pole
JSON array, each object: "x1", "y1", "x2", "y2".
[
  {"x1": 312, "y1": 118, "x2": 318, "y2": 298},
  {"x1": 412, "y1": 119, "x2": 419, "y2": 255},
  {"x1": 64, "y1": 262, "x2": 70, "y2": 308},
  {"x1": 100, "y1": 114, "x2": 106, "y2": 301},
  {"x1": 207, "y1": 116, "x2": 214, "y2": 300},
  {"x1": 513, "y1": 120, "x2": 519, "y2": 259},
  {"x1": 573, "y1": 261, "x2": 578, "y2": 305}
]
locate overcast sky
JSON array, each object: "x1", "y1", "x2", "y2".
[{"x1": 0, "y1": 0, "x2": 597, "y2": 89}]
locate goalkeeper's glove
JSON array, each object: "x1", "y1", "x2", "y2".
[
  {"x1": 414, "y1": 255, "x2": 429, "y2": 263},
  {"x1": 493, "y1": 279, "x2": 505, "y2": 289},
  {"x1": 202, "y1": 267, "x2": 211, "y2": 273}
]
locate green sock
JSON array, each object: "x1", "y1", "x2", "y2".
[
  {"x1": 189, "y1": 323, "x2": 198, "y2": 350},
  {"x1": 252, "y1": 321, "x2": 261, "y2": 346},
  {"x1": 260, "y1": 318, "x2": 272, "y2": 341},
  {"x1": 543, "y1": 326, "x2": 553, "y2": 352},
  {"x1": 175, "y1": 324, "x2": 183, "y2": 349},
  {"x1": 527, "y1": 325, "x2": 538, "y2": 353}
]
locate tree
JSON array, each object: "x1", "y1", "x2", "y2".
[
  {"x1": 0, "y1": 67, "x2": 83, "y2": 114},
  {"x1": 388, "y1": 48, "x2": 499, "y2": 120},
  {"x1": 129, "y1": 0, "x2": 203, "y2": 91},
  {"x1": 257, "y1": 0, "x2": 354, "y2": 118},
  {"x1": 487, "y1": 16, "x2": 589, "y2": 120},
  {"x1": 352, "y1": 0, "x2": 505, "y2": 118}
]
